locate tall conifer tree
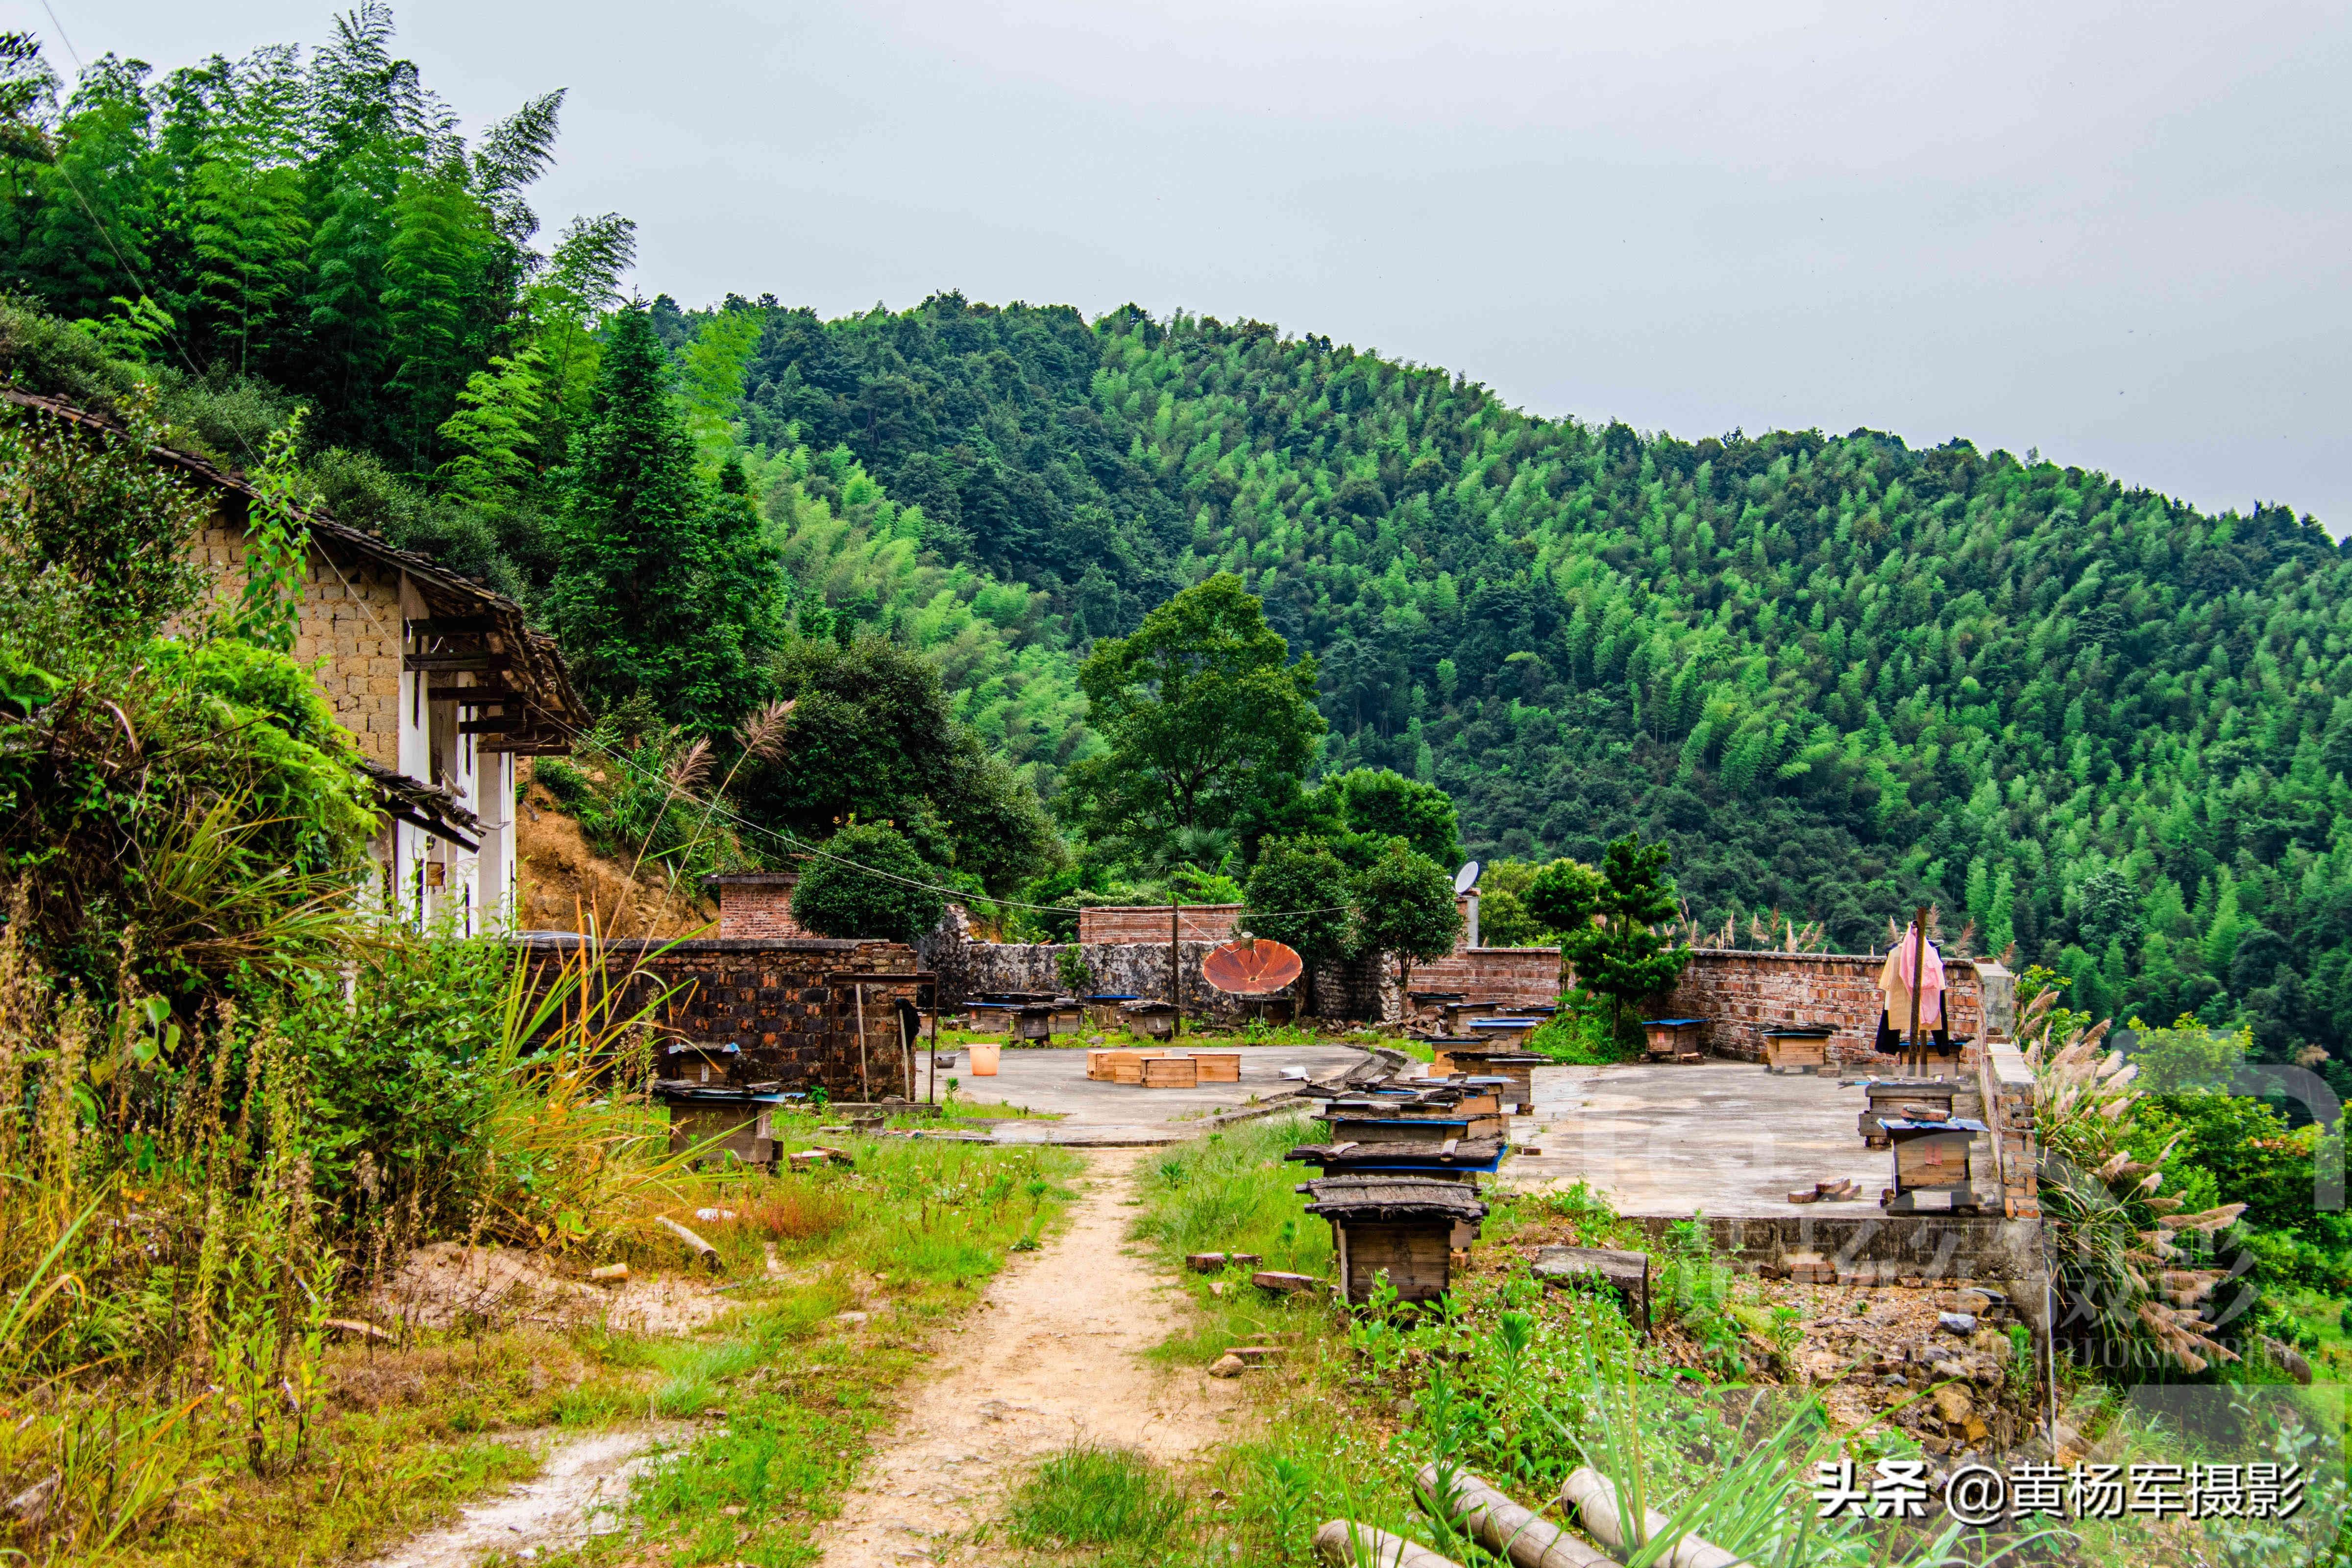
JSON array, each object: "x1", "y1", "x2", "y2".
[{"x1": 546, "y1": 304, "x2": 777, "y2": 730}]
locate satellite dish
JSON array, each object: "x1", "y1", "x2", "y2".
[
  {"x1": 1453, "y1": 860, "x2": 1482, "y2": 894},
  {"x1": 1202, "y1": 937, "x2": 1304, "y2": 995}
]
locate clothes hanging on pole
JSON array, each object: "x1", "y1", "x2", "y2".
[{"x1": 1876, "y1": 922, "x2": 1945, "y2": 1032}]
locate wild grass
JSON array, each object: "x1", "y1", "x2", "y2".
[
  {"x1": 1126, "y1": 1113, "x2": 1339, "y2": 1365},
  {"x1": 0, "y1": 915, "x2": 736, "y2": 1565},
  {"x1": 1006, "y1": 1442, "x2": 1190, "y2": 1555}
]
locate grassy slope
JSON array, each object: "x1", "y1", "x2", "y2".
[{"x1": 109, "y1": 1118, "x2": 1078, "y2": 1568}]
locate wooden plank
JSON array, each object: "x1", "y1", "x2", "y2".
[
  {"x1": 403, "y1": 652, "x2": 511, "y2": 672},
  {"x1": 407, "y1": 615, "x2": 498, "y2": 636},
  {"x1": 456, "y1": 714, "x2": 526, "y2": 734}
]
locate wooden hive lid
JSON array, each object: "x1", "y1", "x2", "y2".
[{"x1": 1297, "y1": 1175, "x2": 1490, "y2": 1222}]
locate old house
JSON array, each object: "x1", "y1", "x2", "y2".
[{"x1": 6, "y1": 389, "x2": 588, "y2": 931}]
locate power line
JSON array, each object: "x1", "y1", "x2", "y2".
[{"x1": 569, "y1": 733, "x2": 1358, "y2": 925}]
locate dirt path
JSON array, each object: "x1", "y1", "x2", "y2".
[
  {"x1": 815, "y1": 1146, "x2": 1240, "y2": 1566},
  {"x1": 362, "y1": 1424, "x2": 684, "y2": 1568}
]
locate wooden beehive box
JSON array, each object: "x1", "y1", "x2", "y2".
[
  {"x1": 1301, "y1": 1176, "x2": 1489, "y2": 1305},
  {"x1": 1762, "y1": 1027, "x2": 1832, "y2": 1073},
  {"x1": 663, "y1": 1097, "x2": 776, "y2": 1170},
  {"x1": 962, "y1": 1006, "x2": 1012, "y2": 1036},
  {"x1": 1047, "y1": 1004, "x2": 1085, "y2": 1035},
  {"x1": 1142, "y1": 1055, "x2": 1199, "y2": 1089},
  {"x1": 1861, "y1": 1079, "x2": 1957, "y2": 1147},
  {"x1": 1882, "y1": 1118, "x2": 1987, "y2": 1214},
  {"x1": 1121, "y1": 1003, "x2": 1176, "y2": 1041},
  {"x1": 1013, "y1": 1007, "x2": 1055, "y2": 1041},
  {"x1": 1085, "y1": 1049, "x2": 1123, "y2": 1081},
  {"x1": 1190, "y1": 1051, "x2": 1241, "y2": 1083},
  {"x1": 1110, "y1": 1051, "x2": 1157, "y2": 1084},
  {"x1": 1082, "y1": 995, "x2": 1139, "y2": 1029},
  {"x1": 1642, "y1": 1018, "x2": 1707, "y2": 1061},
  {"x1": 1435, "y1": 1051, "x2": 1543, "y2": 1110}
]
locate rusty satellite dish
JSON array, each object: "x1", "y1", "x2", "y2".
[{"x1": 1202, "y1": 936, "x2": 1303, "y2": 995}]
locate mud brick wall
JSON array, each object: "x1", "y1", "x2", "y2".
[
  {"x1": 1076, "y1": 904, "x2": 1243, "y2": 945},
  {"x1": 1660, "y1": 950, "x2": 2002, "y2": 1069},
  {"x1": 706, "y1": 873, "x2": 815, "y2": 940},
  {"x1": 519, "y1": 935, "x2": 921, "y2": 1098},
  {"x1": 182, "y1": 518, "x2": 408, "y2": 767}
]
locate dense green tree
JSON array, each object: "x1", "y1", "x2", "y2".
[
  {"x1": 1241, "y1": 836, "x2": 1356, "y2": 1012},
  {"x1": 1065, "y1": 573, "x2": 1322, "y2": 862},
  {"x1": 789, "y1": 823, "x2": 945, "y2": 945},
  {"x1": 1351, "y1": 842, "x2": 1460, "y2": 994},
  {"x1": 1315, "y1": 766, "x2": 1463, "y2": 869},
  {"x1": 544, "y1": 306, "x2": 782, "y2": 731},
  {"x1": 1527, "y1": 834, "x2": 1692, "y2": 1040},
  {"x1": 732, "y1": 633, "x2": 1057, "y2": 895}
]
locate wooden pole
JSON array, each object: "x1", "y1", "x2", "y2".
[
  {"x1": 1171, "y1": 900, "x2": 1182, "y2": 1039},
  {"x1": 1908, "y1": 904, "x2": 1929, "y2": 1075},
  {"x1": 927, "y1": 985, "x2": 938, "y2": 1105},
  {"x1": 855, "y1": 981, "x2": 868, "y2": 1101}
]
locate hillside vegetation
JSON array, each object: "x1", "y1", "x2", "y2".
[
  {"x1": 695, "y1": 293, "x2": 2352, "y2": 1078},
  {"x1": 1, "y1": 8, "x2": 2349, "y2": 1081}
]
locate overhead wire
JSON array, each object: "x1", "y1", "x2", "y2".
[{"x1": 569, "y1": 731, "x2": 1360, "y2": 925}]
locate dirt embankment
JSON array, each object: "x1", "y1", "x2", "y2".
[{"x1": 513, "y1": 761, "x2": 715, "y2": 939}]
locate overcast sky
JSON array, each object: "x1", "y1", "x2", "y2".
[{"x1": 14, "y1": 0, "x2": 2350, "y2": 529}]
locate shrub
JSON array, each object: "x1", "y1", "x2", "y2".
[{"x1": 791, "y1": 823, "x2": 945, "y2": 944}]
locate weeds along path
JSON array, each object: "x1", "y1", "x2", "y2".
[{"x1": 815, "y1": 1146, "x2": 1241, "y2": 1566}]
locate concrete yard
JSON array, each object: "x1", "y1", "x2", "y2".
[
  {"x1": 1495, "y1": 1060, "x2": 1985, "y2": 1219},
  {"x1": 931, "y1": 1042, "x2": 1369, "y2": 1146}
]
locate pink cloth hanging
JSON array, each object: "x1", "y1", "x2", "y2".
[{"x1": 1877, "y1": 922, "x2": 1945, "y2": 1031}]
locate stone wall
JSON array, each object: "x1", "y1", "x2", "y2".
[
  {"x1": 1076, "y1": 904, "x2": 1243, "y2": 944},
  {"x1": 926, "y1": 932, "x2": 1282, "y2": 1026},
  {"x1": 519, "y1": 934, "x2": 922, "y2": 1099},
  {"x1": 184, "y1": 517, "x2": 408, "y2": 766},
  {"x1": 706, "y1": 872, "x2": 814, "y2": 940},
  {"x1": 1659, "y1": 949, "x2": 2013, "y2": 1069}
]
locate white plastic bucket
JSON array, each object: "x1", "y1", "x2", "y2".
[{"x1": 969, "y1": 1040, "x2": 1001, "y2": 1077}]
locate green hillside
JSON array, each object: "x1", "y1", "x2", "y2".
[
  {"x1": 0, "y1": 6, "x2": 2347, "y2": 1082},
  {"x1": 709, "y1": 291, "x2": 2352, "y2": 1074}
]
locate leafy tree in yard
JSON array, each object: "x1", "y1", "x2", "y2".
[
  {"x1": 1242, "y1": 836, "x2": 1356, "y2": 1015},
  {"x1": 1352, "y1": 842, "x2": 1460, "y2": 995},
  {"x1": 1316, "y1": 766, "x2": 1463, "y2": 869},
  {"x1": 790, "y1": 823, "x2": 945, "y2": 945},
  {"x1": 1065, "y1": 573, "x2": 1322, "y2": 863},
  {"x1": 1527, "y1": 833, "x2": 1692, "y2": 1042},
  {"x1": 544, "y1": 305, "x2": 783, "y2": 731},
  {"x1": 732, "y1": 633, "x2": 1057, "y2": 895}
]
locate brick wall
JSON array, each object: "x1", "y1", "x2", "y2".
[
  {"x1": 1076, "y1": 904, "x2": 1242, "y2": 945},
  {"x1": 520, "y1": 934, "x2": 923, "y2": 1099},
  {"x1": 1409, "y1": 947, "x2": 1562, "y2": 1006},
  {"x1": 183, "y1": 517, "x2": 408, "y2": 766},
  {"x1": 1660, "y1": 949, "x2": 2012, "y2": 1069},
  {"x1": 707, "y1": 873, "x2": 815, "y2": 940}
]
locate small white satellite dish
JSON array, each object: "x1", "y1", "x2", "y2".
[{"x1": 1453, "y1": 860, "x2": 1482, "y2": 894}]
